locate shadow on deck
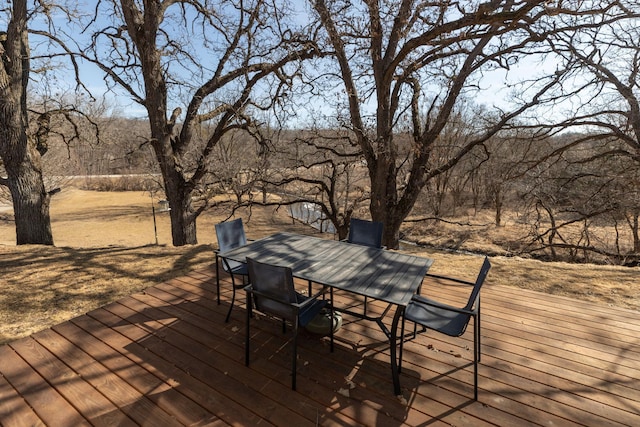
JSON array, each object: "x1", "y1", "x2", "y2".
[{"x1": 1, "y1": 263, "x2": 639, "y2": 426}]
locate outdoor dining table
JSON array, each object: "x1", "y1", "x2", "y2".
[{"x1": 219, "y1": 231, "x2": 434, "y2": 395}]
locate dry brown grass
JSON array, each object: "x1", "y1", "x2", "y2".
[{"x1": 1, "y1": 188, "x2": 638, "y2": 346}]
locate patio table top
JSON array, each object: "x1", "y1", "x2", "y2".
[{"x1": 220, "y1": 232, "x2": 434, "y2": 306}]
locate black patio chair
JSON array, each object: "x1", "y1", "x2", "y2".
[
  {"x1": 345, "y1": 218, "x2": 384, "y2": 315},
  {"x1": 215, "y1": 218, "x2": 249, "y2": 322},
  {"x1": 347, "y1": 217, "x2": 384, "y2": 249},
  {"x1": 399, "y1": 256, "x2": 491, "y2": 400},
  {"x1": 245, "y1": 258, "x2": 332, "y2": 390}
]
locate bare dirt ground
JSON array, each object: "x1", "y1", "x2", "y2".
[{"x1": 1, "y1": 188, "x2": 638, "y2": 345}]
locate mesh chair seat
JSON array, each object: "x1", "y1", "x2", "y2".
[
  {"x1": 225, "y1": 260, "x2": 248, "y2": 277},
  {"x1": 404, "y1": 295, "x2": 472, "y2": 337}
]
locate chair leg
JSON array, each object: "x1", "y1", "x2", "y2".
[
  {"x1": 245, "y1": 293, "x2": 252, "y2": 367},
  {"x1": 399, "y1": 316, "x2": 406, "y2": 374},
  {"x1": 292, "y1": 318, "x2": 299, "y2": 390},
  {"x1": 473, "y1": 349, "x2": 478, "y2": 400},
  {"x1": 215, "y1": 254, "x2": 221, "y2": 305},
  {"x1": 225, "y1": 273, "x2": 237, "y2": 323},
  {"x1": 410, "y1": 285, "x2": 423, "y2": 339},
  {"x1": 329, "y1": 301, "x2": 334, "y2": 353},
  {"x1": 477, "y1": 310, "x2": 482, "y2": 363},
  {"x1": 474, "y1": 313, "x2": 479, "y2": 401},
  {"x1": 329, "y1": 288, "x2": 335, "y2": 352}
]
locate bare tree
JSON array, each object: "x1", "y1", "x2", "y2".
[
  {"x1": 0, "y1": 0, "x2": 103, "y2": 245},
  {"x1": 0, "y1": 0, "x2": 58, "y2": 245},
  {"x1": 497, "y1": 0, "x2": 640, "y2": 261},
  {"x1": 478, "y1": 128, "x2": 544, "y2": 227},
  {"x1": 0, "y1": 0, "x2": 51, "y2": 244},
  {"x1": 82, "y1": 0, "x2": 321, "y2": 245},
  {"x1": 0, "y1": 1, "x2": 92, "y2": 244},
  {"x1": 543, "y1": 1, "x2": 640, "y2": 157},
  {"x1": 308, "y1": 0, "x2": 628, "y2": 248},
  {"x1": 209, "y1": 128, "x2": 264, "y2": 204},
  {"x1": 522, "y1": 144, "x2": 630, "y2": 262},
  {"x1": 260, "y1": 129, "x2": 368, "y2": 239}
]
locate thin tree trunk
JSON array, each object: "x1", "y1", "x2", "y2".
[{"x1": 632, "y1": 212, "x2": 640, "y2": 253}]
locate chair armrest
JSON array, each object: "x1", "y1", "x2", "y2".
[
  {"x1": 244, "y1": 284, "x2": 292, "y2": 306},
  {"x1": 411, "y1": 295, "x2": 475, "y2": 316},
  {"x1": 244, "y1": 284, "x2": 323, "y2": 310},
  {"x1": 425, "y1": 273, "x2": 474, "y2": 287},
  {"x1": 214, "y1": 238, "x2": 252, "y2": 254},
  {"x1": 215, "y1": 253, "x2": 241, "y2": 271},
  {"x1": 291, "y1": 295, "x2": 327, "y2": 310}
]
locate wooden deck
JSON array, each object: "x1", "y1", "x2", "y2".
[{"x1": 1, "y1": 262, "x2": 639, "y2": 426}]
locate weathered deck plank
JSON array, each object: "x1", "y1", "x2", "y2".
[{"x1": 1, "y1": 262, "x2": 639, "y2": 426}]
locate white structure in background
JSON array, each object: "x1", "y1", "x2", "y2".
[{"x1": 288, "y1": 202, "x2": 336, "y2": 233}]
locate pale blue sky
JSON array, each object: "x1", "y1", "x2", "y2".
[{"x1": 15, "y1": 1, "x2": 557, "y2": 124}]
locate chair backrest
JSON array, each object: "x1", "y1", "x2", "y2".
[
  {"x1": 347, "y1": 218, "x2": 384, "y2": 248},
  {"x1": 215, "y1": 218, "x2": 247, "y2": 252},
  {"x1": 247, "y1": 258, "x2": 298, "y2": 321},
  {"x1": 464, "y1": 256, "x2": 491, "y2": 312}
]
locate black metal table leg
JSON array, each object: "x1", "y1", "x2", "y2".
[{"x1": 390, "y1": 305, "x2": 404, "y2": 396}]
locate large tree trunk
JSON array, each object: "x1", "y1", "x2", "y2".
[
  {"x1": 162, "y1": 166, "x2": 197, "y2": 246},
  {"x1": 5, "y1": 145, "x2": 53, "y2": 245},
  {"x1": 149, "y1": 135, "x2": 198, "y2": 246},
  {"x1": 369, "y1": 155, "x2": 404, "y2": 249},
  {"x1": 0, "y1": 0, "x2": 54, "y2": 245},
  {"x1": 168, "y1": 198, "x2": 197, "y2": 246},
  {"x1": 148, "y1": 132, "x2": 199, "y2": 247}
]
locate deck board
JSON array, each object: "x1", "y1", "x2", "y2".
[
  {"x1": 0, "y1": 345, "x2": 92, "y2": 426},
  {"x1": 1, "y1": 261, "x2": 639, "y2": 426},
  {"x1": 0, "y1": 358, "x2": 46, "y2": 427}
]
